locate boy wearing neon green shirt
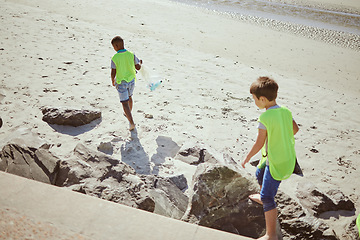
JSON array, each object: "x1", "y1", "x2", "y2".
[
  {"x1": 241, "y1": 76, "x2": 299, "y2": 240},
  {"x1": 111, "y1": 36, "x2": 142, "y2": 131}
]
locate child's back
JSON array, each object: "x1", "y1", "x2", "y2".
[{"x1": 258, "y1": 106, "x2": 296, "y2": 181}]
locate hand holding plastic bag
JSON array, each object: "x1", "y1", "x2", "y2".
[{"x1": 139, "y1": 65, "x2": 162, "y2": 92}]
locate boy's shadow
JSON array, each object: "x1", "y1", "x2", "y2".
[
  {"x1": 120, "y1": 129, "x2": 151, "y2": 175},
  {"x1": 151, "y1": 136, "x2": 180, "y2": 175}
]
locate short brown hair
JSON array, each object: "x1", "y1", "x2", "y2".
[
  {"x1": 250, "y1": 76, "x2": 278, "y2": 101},
  {"x1": 111, "y1": 36, "x2": 124, "y2": 45}
]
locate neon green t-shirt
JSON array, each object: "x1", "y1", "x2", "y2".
[
  {"x1": 257, "y1": 106, "x2": 296, "y2": 181},
  {"x1": 112, "y1": 50, "x2": 136, "y2": 84}
]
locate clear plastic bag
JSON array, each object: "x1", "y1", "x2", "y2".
[{"x1": 139, "y1": 65, "x2": 162, "y2": 91}]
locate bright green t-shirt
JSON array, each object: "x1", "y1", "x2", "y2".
[
  {"x1": 112, "y1": 50, "x2": 136, "y2": 84},
  {"x1": 257, "y1": 106, "x2": 296, "y2": 181}
]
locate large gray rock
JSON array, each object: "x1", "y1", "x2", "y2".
[
  {"x1": 41, "y1": 107, "x2": 101, "y2": 127},
  {"x1": 56, "y1": 143, "x2": 188, "y2": 218},
  {"x1": 0, "y1": 141, "x2": 60, "y2": 184},
  {"x1": 183, "y1": 164, "x2": 266, "y2": 239}
]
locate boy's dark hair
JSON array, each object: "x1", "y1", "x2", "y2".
[
  {"x1": 111, "y1": 36, "x2": 124, "y2": 45},
  {"x1": 250, "y1": 76, "x2": 278, "y2": 101}
]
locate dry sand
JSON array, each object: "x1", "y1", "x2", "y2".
[{"x1": 0, "y1": 0, "x2": 359, "y2": 238}]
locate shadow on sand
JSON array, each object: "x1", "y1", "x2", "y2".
[
  {"x1": 120, "y1": 129, "x2": 151, "y2": 175},
  {"x1": 47, "y1": 118, "x2": 102, "y2": 136},
  {"x1": 151, "y1": 136, "x2": 180, "y2": 175}
]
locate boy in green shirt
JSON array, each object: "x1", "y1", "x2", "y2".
[
  {"x1": 111, "y1": 36, "x2": 142, "y2": 131},
  {"x1": 241, "y1": 76, "x2": 299, "y2": 240}
]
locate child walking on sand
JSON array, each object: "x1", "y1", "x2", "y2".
[
  {"x1": 111, "y1": 36, "x2": 142, "y2": 131},
  {"x1": 241, "y1": 77, "x2": 299, "y2": 240}
]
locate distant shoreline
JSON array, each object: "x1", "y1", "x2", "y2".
[{"x1": 171, "y1": 0, "x2": 360, "y2": 50}]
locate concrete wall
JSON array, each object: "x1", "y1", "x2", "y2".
[{"x1": 0, "y1": 172, "x2": 252, "y2": 240}]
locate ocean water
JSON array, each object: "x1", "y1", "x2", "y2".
[{"x1": 172, "y1": 0, "x2": 360, "y2": 35}]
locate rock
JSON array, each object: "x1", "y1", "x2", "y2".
[
  {"x1": 41, "y1": 107, "x2": 101, "y2": 127},
  {"x1": 168, "y1": 174, "x2": 188, "y2": 191},
  {"x1": 0, "y1": 141, "x2": 60, "y2": 184},
  {"x1": 144, "y1": 113, "x2": 153, "y2": 119},
  {"x1": 326, "y1": 189, "x2": 355, "y2": 211},
  {"x1": 56, "y1": 143, "x2": 188, "y2": 218},
  {"x1": 296, "y1": 182, "x2": 355, "y2": 216},
  {"x1": 280, "y1": 217, "x2": 338, "y2": 240},
  {"x1": 177, "y1": 146, "x2": 206, "y2": 165},
  {"x1": 276, "y1": 191, "x2": 306, "y2": 221},
  {"x1": 276, "y1": 191, "x2": 339, "y2": 240},
  {"x1": 183, "y1": 164, "x2": 266, "y2": 239},
  {"x1": 136, "y1": 196, "x2": 155, "y2": 212},
  {"x1": 97, "y1": 142, "x2": 113, "y2": 155},
  {"x1": 149, "y1": 177, "x2": 189, "y2": 219},
  {"x1": 175, "y1": 144, "x2": 217, "y2": 165}
]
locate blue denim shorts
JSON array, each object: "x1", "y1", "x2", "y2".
[
  {"x1": 115, "y1": 79, "x2": 135, "y2": 102},
  {"x1": 255, "y1": 166, "x2": 281, "y2": 212}
]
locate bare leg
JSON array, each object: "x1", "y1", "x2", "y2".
[
  {"x1": 121, "y1": 99, "x2": 135, "y2": 131},
  {"x1": 123, "y1": 96, "x2": 133, "y2": 119},
  {"x1": 257, "y1": 208, "x2": 278, "y2": 240},
  {"x1": 129, "y1": 96, "x2": 133, "y2": 111}
]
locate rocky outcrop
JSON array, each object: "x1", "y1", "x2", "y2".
[
  {"x1": 41, "y1": 107, "x2": 101, "y2": 127},
  {"x1": 0, "y1": 135, "x2": 356, "y2": 240},
  {"x1": 0, "y1": 141, "x2": 60, "y2": 184},
  {"x1": 56, "y1": 143, "x2": 188, "y2": 219},
  {"x1": 0, "y1": 138, "x2": 188, "y2": 219}
]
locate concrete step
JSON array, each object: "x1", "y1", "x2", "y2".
[{"x1": 0, "y1": 172, "x2": 253, "y2": 240}]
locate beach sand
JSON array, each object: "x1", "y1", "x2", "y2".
[{"x1": 0, "y1": 0, "x2": 359, "y2": 238}]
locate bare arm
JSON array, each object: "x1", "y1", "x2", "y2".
[
  {"x1": 293, "y1": 119, "x2": 299, "y2": 135},
  {"x1": 135, "y1": 59, "x2": 142, "y2": 71},
  {"x1": 111, "y1": 68, "x2": 116, "y2": 86},
  {"x1": 241, "y1": 128, "x2": 267, "y2": 168}
]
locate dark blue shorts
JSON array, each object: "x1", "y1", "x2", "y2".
[{"x1": 255, "y1": 166, "x2": 281, "y2": 212}]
